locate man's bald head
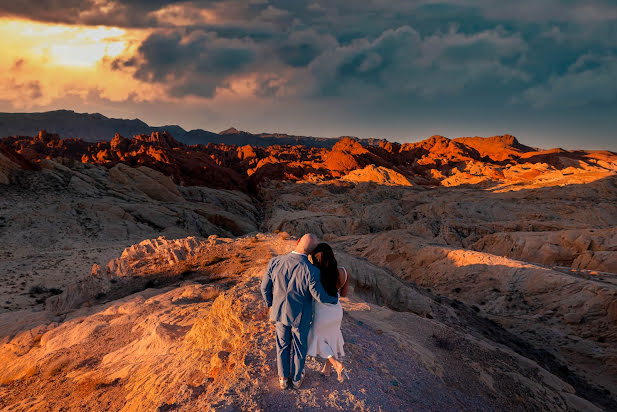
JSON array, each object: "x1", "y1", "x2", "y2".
[{"x1": 295, "y1": 233, "x2": 319, "y2": 254}]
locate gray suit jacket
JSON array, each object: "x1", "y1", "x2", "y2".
[{"x1": 261, "y1": 252, "x2": 338, "y2": 329}]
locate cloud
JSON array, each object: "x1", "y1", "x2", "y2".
[
  {"x1": 115, "y1": 23, "x2": 530, "y2": 100},
  {"x1": 0, "y1": 18, "x2": 164, "y2": 109},
  {"x1": 521, "y1": 53, "x2": 617, "y2": 108},
  {"x1": 470, "y1": 0, "x2": 617, "y2": 23},
  {"x1": 113, "y1": 29, "x2": 258, "y2": 97},
  {"x1": 1, "y1": 78, "x2": 42, "y2": 100},
  {"x1": 306, "y1": 25, "x2": 528, "y2": 98},
  {"x1": 147, "y1": 3, "x2": 217, "y2": 26},
  {"x1": 3, "y1": 0, "x2": 616, "y2": 31},
  {"x1": 276, "y1": 29, "x2": 337, "y2": 67},
  {"x1": 0, "y1": 0, "x2": 93, "y2": 24},
  {"x1": 0, "y1": 0, "x2": 213, "y2": 27},
  {"x1": 0, "y1": 0, "x2": 137, "y2": 26},
  {"x1": 259, "y1": 5, "x2": 289, "y2": 20},
  {"x1": 2, "y1": 0, "x2": 617, "y2": 113}
]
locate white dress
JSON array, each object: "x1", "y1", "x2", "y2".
[{"x1": 307, "y1": 267, "x2": 347, "y2": 359}]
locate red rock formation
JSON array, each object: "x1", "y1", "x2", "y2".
[
  {"x1": 0, "y1": 142, "x2": 39, "y2": 171},
  {"x1": 455, "y1": 135, "x2": 534, "y2": 161},
  {"x1": 1, "y1": 130, "x2": 616, "y2": 191}
]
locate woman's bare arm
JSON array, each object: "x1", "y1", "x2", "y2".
[{"x1": 338, "y1": 268, "x2": 350, "y2": 298}]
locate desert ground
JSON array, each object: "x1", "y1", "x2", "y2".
[{"x1": 1, "y1": 131, "x2": 616, "y2": 411}]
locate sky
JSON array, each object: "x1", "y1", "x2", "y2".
[{"x1": 0, "y1": 0, "x2": 616, "y2": 150}]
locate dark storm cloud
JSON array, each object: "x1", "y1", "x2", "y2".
[
  {"x1": 275, "y1": 29, "x2": 336, "y2": 67},
  {"x1": 0, "y1": 0, "x2": 136, "y2": 26},
  {"x1": 0, "y1": 0, "x2": 218, "y2": 27},
  {"x1": 306, "y1": 26, "x2": 528, "y2": 98},
  {"x1": 116, "y1": 29, "x2": 257, "y2": 97},
  {"x1": 6, "y1": 0, "x2": 617, "y2": 110},
  {"x1": 521, "y1": 53, "x2": 617, "y2": 108}
]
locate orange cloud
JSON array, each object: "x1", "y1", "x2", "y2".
[
  {"x1": 0, "y1": 17, "x2": 283, "y2": 111},
  {"x1": 148, "y1": 4, "x2": 217, "y2": 26},
  {"x1": 0, "y1": 17, "x2": 164, "y2": 108}
]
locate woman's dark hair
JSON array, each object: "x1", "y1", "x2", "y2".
[{"x1": 311, "y1": 243, "x2": 338, "y2": 297}]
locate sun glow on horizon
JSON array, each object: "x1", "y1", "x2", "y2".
[
  {"x1": 0, "y1": 16, "x2": 264, "y2": 111},
  {"x1": 3, "y1": 18, "x2": 128, "y2": 68},
  {"x1": 0, "y1": 17, "x2": 167, "y2": 108}
]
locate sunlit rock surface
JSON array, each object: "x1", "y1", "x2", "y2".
[{"x1": 1, "y1": 131, "x2": 615, "y2": 191}]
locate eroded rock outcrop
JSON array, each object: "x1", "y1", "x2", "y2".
[
  {"x1": 332, "y1": 230, "x2": 617, "y2": 402},
  {"x1": 341, "y1": 164, "x2": 412, "y2": 186},
  {"x1": 262, "y1": 175, "x2": 617, "y2": 248},
  {"x1": 454, "y1": 135, "x2": 535, "y2": 161},
  {"x1": 0, "y1": 143, "x2": 36, "y2": 184},
  {"x1": 0, "y1": 158, "x2": 259, "y2": 314},
  {"x1": 472, "y1": 228, "x2": 617, "y2": 272},
  {"x1": 2, "y1": 131, "x2": 616, "y2": 192},
  {"x1": 0, "y1": 152, "x2": 19, "y2": 184}
]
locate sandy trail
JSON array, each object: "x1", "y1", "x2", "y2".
[{"x1": 255, "y1": 314, "x2": 492, "y2": 411}]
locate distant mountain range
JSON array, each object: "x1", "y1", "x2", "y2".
[{"x1": 0, "y1": 110, "x2": 384, "y2": 148}]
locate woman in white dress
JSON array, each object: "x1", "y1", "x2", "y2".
[{"x1": 307, "y1": 243, "x2": 350, "y2": 382}]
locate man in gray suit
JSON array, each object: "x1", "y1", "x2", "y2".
[{"x1": 261, "y1": 233, "x2": 338, "y2": 389}]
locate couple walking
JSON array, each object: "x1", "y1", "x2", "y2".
[{"x1": 261, "y1": 233, "x2": 350, "y2": 389}]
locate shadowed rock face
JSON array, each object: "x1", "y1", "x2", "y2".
[
  {"x1": 1, "y1": 130, "x2": 617, "y2": 410},
  {"x1": 0, "y1": 156, "x2": 259, "y2": 315},
  {"x1": 331, "y1": 230, "x2": 617, "y2": 396},
  {"x1": 0, "y1": 110, "x2": 390, "y2": 147},
  {"x1": 472, "y1": 228, "x2": 617, "y2": 269},
  {"x1": 1, "y1": 131, "x2": 247, "y2": 191}
]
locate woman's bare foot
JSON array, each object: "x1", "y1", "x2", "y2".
[
  {"x1": 336, "y1": 366, "x2": 349, "y2": 383},
  {"x1": 328, "y1": 357, "x2": 347, "y2": 382},
  {"x1": 320, "y1": 361, "x2": 331, "y2": 377}
]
